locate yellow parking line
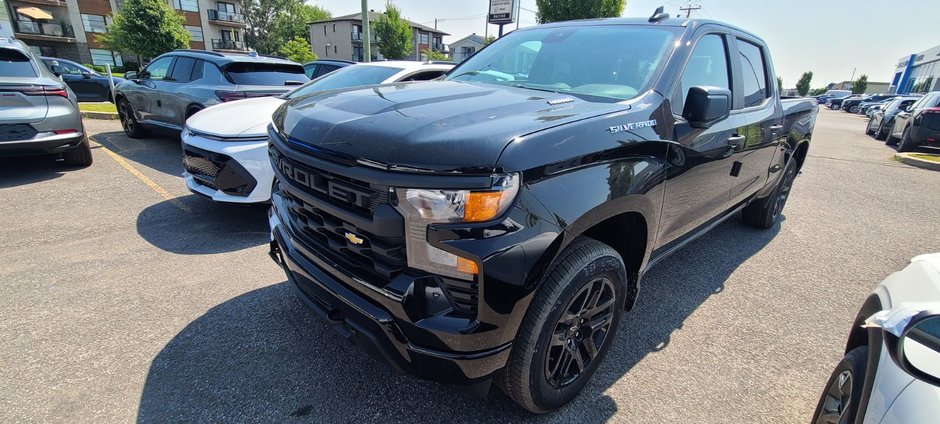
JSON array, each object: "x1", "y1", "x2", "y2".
[{"x1": 91, "y1": 140, "x2": 192, "y2": 213}]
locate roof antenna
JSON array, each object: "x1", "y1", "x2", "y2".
[{"x1": 649, "y1": 6, "x2": 670, "y2": 23}]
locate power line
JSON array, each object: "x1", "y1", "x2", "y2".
[{"x1": 679, "y1": 1, "x2": 701, "y2": 18}]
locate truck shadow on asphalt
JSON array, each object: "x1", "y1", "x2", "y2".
[
  {"x1": 136, "y1": 216, "x2": 780, "y2": 422},
  {"x1": 91, "y1": 131, "x2": 186, "y2": 178},
  {"x1": 136, "y1": 195, "x2": 270, "y2": 254}
]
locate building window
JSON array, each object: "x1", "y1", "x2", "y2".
[
  {"x1": 89, "y1": 49, "x2": 123, "y2": 67},
  {"x1": 81, "y1": 14, "x2": 110, "y2": 33},
  {"x1": 172, "y1": 0, "x2": 199, "y2": 12},
  {"x1": 332, "y1": 24, "x2": 336, "y2": 32},
  {"x1": 217, "y1": 1, "x2": 235, "y2": 13},
  {"x1": 185, "y1": 25, "x2": 203, "y2": 42},
  {"x1": 323, "y1": 25, "x2": 327, "y2": 36},
  {"x1": 419, "y1": 33, "x2": 429, "y2": 44},
  {"x1": 334, "y1": 45, "x2": 337, "y2": 54}
]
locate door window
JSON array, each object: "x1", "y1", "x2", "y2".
[
  {"x1": 304, "y1": 64, "x2": 318, "y2": 79},
  {"x1": 399, "y1": 70, "x2": 445, "y2": 81},
  {"x1": 736, "y1": 39, "x2": 769, "y2": 108},
  {"x1": 316, "y1": 65, "x2": 339, "y2": 77},
  {"x1": 169, "y1": 57, "x2": 196, "y2": 82},
  {"x1": 143, "y1": 57, "x2": 173, "y2": 80},
  {"x1": 673, "y1": 34, "x2": 731, "y2": 115}
]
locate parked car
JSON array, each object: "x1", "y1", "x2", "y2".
[
  {"x1": 867, "y1": 96, "x2": 920, "y2": 140},
  {"x1": 39, "y1": 57, "x2": 124, "y2": 102},
  {"x1": 181, "y1": 61, "x2": 453, "y2": 203},
  {"x1": 817, "y1": 89, "x2": 852, "y2": 104},
  {"x1": 828, "y1": 94, "x2": 858, "y2": 110},
  {"x1": 302, "y1": 58, "x2": 355, "y2": 79},
  {"x1": 267, "y1": 16, "x2": 818, "y2": 412},
  {"x1": 865, "y1": 103, "x2": 884, "y2": 118},
  {"x1": 811, "y1": 253, "x2": 940, "y2": 424},
  {"x1": 844, "y1": 93, "x2": 896, "y2": 114},
  {"x1": 0, "y1": 37, "x2": 91, "y2": 166},
  {"x1": 886, "y1": 91, "x2": 940, "y2": 152},
  {"x1": 859, "y1": 98, "x2": 892, "y2": 115},
  {"x1": 114, "y1": 50, "x2": 308, "y2": 139}
]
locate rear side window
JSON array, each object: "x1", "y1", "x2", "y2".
[
  {"x1": 400, "y1": 70, "x2": 445, "y2": 81},
  {"x1": 673, "y1": 34, "x2": 731, "y2": 115},
  {"x1": 286, "y1": 65, "x2": 402, "y2": 99},
  {"x1": 169, "y1": 57, "x2": 196, "y2": 82},
  {"x1": 223, "y1": 63, "x2": 309, "y2": 86},
  {"x1": 0, "y1": 49, "x2": 37, "y2": 77},
  {"x1": 736, "y1": 39, "x2": 769, "y2": 108}
]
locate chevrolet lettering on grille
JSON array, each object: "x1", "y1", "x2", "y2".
[{"x1": 274, "y1": 155, "x2": 373, "y2": 209}]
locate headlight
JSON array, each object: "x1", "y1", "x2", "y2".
[{"x1": 394, "y1": 174, "x2": 519, "y2": 280}]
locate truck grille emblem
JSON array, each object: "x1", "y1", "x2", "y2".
[{"x1": 345, "y1": 232, "x2": 364, "y2": 245}]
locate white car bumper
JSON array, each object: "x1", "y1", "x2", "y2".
[{"x1": 180, "y1": 130, "x2": 273, "y2": 204}]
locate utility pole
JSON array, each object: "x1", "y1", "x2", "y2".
[
  {"x1": 679, "y1": 2, "x2": 701, "y2": 18},
  {"x1": 850, "y1": 67, "x2": 857, "y2": 82},
  {"x1": 361, "y1": 0, "x2": 371, "y2": 62}
]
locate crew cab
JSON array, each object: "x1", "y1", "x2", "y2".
[{"x1": 267, "y1": 15, "x2": 817, "y2": 413}]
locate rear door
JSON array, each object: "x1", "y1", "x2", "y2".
[
  {"x1": 727, "y1": 35, "x2": 784, "y2": 207},
  {"x1": 55, "y1": 60, "x2": 99, "y2": 101},
  {"x1": 0, "y1": 48, "x2": 47, "y2": 123}
]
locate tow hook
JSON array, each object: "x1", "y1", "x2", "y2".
[{"x1": 269, "y1": 240, "x2": 284, "y2": 267}]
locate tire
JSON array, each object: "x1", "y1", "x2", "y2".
[
  {"x1": 498, "y1": 237, "x2": 626, "y2": 413},
  {"x1": 118, "y1": 97, "x2": 148, "y2": 139},
  {"x1": 865, "y1": 119, "x2": 875, "y2": 135},
  {"x1": 885, "y1": 129, "x2": 899, "y2": 146},
  {"x1": 742, "y1": 156, "x2": 798, "y2": 229},
  {"x1": 897, "y1": 126, "x2": 916, "y2": 152},
  {"x1": 62, "y1": 136, "x2": 93, "y2": 167},
  {"x1": 811, "y1": 346, "x2": 868, "y2": 424},
  {"x1": 850, "y1": 106, "x2": 860, "y2": 113},
  {"x1": 185, "y1": 106, "x2": 203, "y2": 119},
  {"x1": 874, "y1": 121, "x2": 888, "y2": 140}
]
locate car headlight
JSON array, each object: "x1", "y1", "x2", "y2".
[{"x1": 393, "y1": 174, "x2": 519, "y2": 280}]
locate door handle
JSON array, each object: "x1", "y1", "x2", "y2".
[
  {"x1": 727, "y1": 135, "x2": 745, "y2": 147},
  {"x1": 769, "y1": 124, "x2": 783, "y2": 131}
]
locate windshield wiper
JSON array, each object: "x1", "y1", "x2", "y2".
[{"x1": 510, "y1": 83, "x2": 564, "y2": 94}]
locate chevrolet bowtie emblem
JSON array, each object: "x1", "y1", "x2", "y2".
[{"x1": 345, "y1": 232, "x2": 364, "y2": 245}]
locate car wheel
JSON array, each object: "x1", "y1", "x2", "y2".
[
  {"x1": 118, "y1": 98, "x2": 148, "y2": 139},
  {"x1": 848, "y1": 106, "x2": 858, "y2": 113},
  {"x1": 885, "y1": 129, "x2": 899, "y2": 145},
  {"x1": 498, "y1": 237, "x2": 626, "y2": 414},
  {"x1": 742, "y1": 155, "x2": 798, "y2": 229},
  {"x1": 865, "y1": 118, "x2": 875, "y2": 135},
  {"x1": 874, "y1": 121, "x2": 888, "y2": 140},
  {"x1": 811, "y1": 346, "x2": 867, "y2": 424},
  {"x1": 62, "y1": 136, "x2": 93, "y2": 167},
  {"x1": 897, "y1": 126, "x2": 916, "y2": 152}
]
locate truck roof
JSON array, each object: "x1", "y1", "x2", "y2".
[{"x1": 530, "y1": 17, "x2": 765, "y2": 44}]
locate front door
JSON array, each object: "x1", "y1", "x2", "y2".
[
  {"x1": 132, "y1": 56, "x2": 174, "y2": 123},
  {"x1": 657, "y1": 32, "x2": 739, "y2": 248}
]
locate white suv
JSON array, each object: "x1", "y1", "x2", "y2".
[
  {"x1": 812, "y1": 253, "x2": 940, "y2": 424},
  {"x1": 181, "y1": 61, "x2": 453, "y2": 203}
]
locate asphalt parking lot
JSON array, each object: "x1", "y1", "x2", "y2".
[{"x1": 1, "y1": 108, "x2": 938, "y2": 423}]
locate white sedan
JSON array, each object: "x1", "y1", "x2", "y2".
[
  {"x1": 812, "y1": 253, "x2": 940, "y2": 424},
  {"x1": 181, "y1": 61, "x2": 454, "y2": 203}
]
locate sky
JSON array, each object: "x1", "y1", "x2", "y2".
[{"x1": 311, "y1": 0, "x2": 940, "y2": 89}]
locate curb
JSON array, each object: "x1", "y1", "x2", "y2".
[
  {"x1": 81, "y1": 111, "x2": 119, "y2": 120},
  {"x1": 895, "y1": 153, "x2": 940, "y2": 171}
]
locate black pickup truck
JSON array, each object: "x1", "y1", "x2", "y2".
[{"x1": 267, "y1": 14, "x2": 817, "y2": 413}]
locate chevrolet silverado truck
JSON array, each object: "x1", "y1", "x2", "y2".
[{"x1": 267, "y1": 14, "x2": 817, "y2": 413}]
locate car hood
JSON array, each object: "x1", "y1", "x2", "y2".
[
  {"x1": 275, "y1": 81, "x2": 629, "y2": 172},
  {"x1": 186, "y1": 96, "x2": 285, "y2": 137}
]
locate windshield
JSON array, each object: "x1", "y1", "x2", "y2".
[
  {"x1": 446, "y1": 26, "x2": 677, "y2": 101},
  {"x1": 224, "y1": 63, "x2": 309, "y2": 86},
  {"x1": 286, "y1": 65, "x2": 403, "y2": 99}
]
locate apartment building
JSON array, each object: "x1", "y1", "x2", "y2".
[
  {"x1": 1, "y1": 0, "x2": 248, "y2": 66},
  {"x1": 310, "y1": 11, "x2": 447, "y2": 62}
]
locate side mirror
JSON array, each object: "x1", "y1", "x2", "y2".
[
  {"x1": 682, "y1": 86, "x2": 731, "y2": 129},
  {"x1": 81, "y1": 71, "x2": 92, "y2": 79},
  {"x1": 883, "y1": 311, "x2": 940, "y2": 387},
  {"x1": 124, "y1": 71, "x2": 138, "y2": 80},
  {"x1": 51, "y1": 65, "x2": 64, "y2": 77}
]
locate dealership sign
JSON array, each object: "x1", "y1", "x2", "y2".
[{"x1": 488, "y1": 0, "x2": 517, "y2": 24}]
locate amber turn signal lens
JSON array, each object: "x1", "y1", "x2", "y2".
[
  {"x1": 456, "y1": 257, "x2": 479, "y2": 275},
  {"x1": 463, "y1": 191, "x2": 504, "y2": 222}
]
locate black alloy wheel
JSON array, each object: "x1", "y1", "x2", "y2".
[
  {"x1": 772, "y1": 161, "x2": 798, "y2": 219},
  {"x1": 816, "y1": 370, "x2": 853, "y2": 424},
  {"x1": 811, "y1": 346, "x2": 867, "y2": 424},
  {"x1": 544, "y1": 277, "x2": 616, "y2": 389},
  {"x1": 118, "y1": 98, "x2": 147, "y2": 139}
]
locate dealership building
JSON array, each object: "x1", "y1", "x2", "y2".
[{"x1": 891, "y1": 44, "x2": 940, "y2": 94}]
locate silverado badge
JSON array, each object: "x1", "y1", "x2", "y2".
[
  {"x1": 607, "y1": 119, "x2": 657, "y2": 134},
  {"x1": 345, "y1": 232, "x2": 365, "y2": 245}
]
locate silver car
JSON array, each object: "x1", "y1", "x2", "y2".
[{"x1": 0, "y1": 37, "x2": 91, "y2": 167}]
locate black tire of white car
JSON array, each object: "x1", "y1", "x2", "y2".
[
  {"x1": 62, "y1": 136, "x2": 93, "y2": 167},
  {"x1": 743, "y1": 156, "x2": 798, "y2": 229},
  {"x1": 874, "y1": 122, "x2": 888, "y2": 140},
  {"x1": 811, "y1": 346, "x2": 867, "y2": 424},
  {"x1": 897, "y1": 126, "x2": 915, "y2": 153},
  {"x1": 865, "y1": 119, "x2": 875, "y2": 135},
  {"x1": 498, "y1": 237, "x2": 626, "y2": 414}
]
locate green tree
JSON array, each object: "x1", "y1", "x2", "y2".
[
  {"x1": 99, "y1": 0, "x2": 190, "y2": 59},
  {"x1": 241, "y1": 0, "x2": 329, "y2": 55},
  {"x1": 776, "y1": 76, "x2": 783, "y2": 92},
  {"x1": 279, "y1": 37, "x2": 317, "y2": 64},
  {"x1": 272, "y1": 2, "x2": 330, "y2": 46},
  {"x1": 809, "y1": 87, "x2": 827, "y2": 96},
  {"x1": 422, "y1": 48, "x2": 448, "y2": 61},
  {"x1": 374, "y1": 1, "x2": 413, "y2": 60},
  {"x1": 483, "y1": 35, "x2": 496, "y2": 45},
  {"x1": 852, "y1": 74, "x2": 868, "y2": 94},
  {"x1": 535, "y1": 0, "x2": 626, "y2": 23},
  {"x1": 796, "y1": 71, "x2": 813, "y2": 97}
]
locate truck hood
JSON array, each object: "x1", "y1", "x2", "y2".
[
  {"x1": 185, "y1": 96, "x2": 285, "y2": 138},
  {"x1": 276, "y1": 81, "x2": 630, "y2": 172}
]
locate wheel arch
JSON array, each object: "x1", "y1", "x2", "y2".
[{"x1": 185, "y1": 103, "x2": 205, "y2": 119}]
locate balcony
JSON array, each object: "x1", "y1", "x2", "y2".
[
  {"x1": 207, "y1": 9, "x2": 246, "y2": 27},
  {"x1": 351, "y1": 31, "x2": 376, "y2": 43},
  {"x1": 14, "y1": 0, "x2": 66, "y2": 7},
  {"x1": 211, "y1": 39, "x2": 247, "y2": 51},
  {"x1": 15, "y1": 20, "x2": 75, "y2": 41}
]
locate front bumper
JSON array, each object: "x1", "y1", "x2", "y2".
[
  {"x1": 181, "y1": 131, "x2": 271, "y2": 203},
  {"x1": 268, "y1": 204, "x2": 512, "y2": 387}
]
